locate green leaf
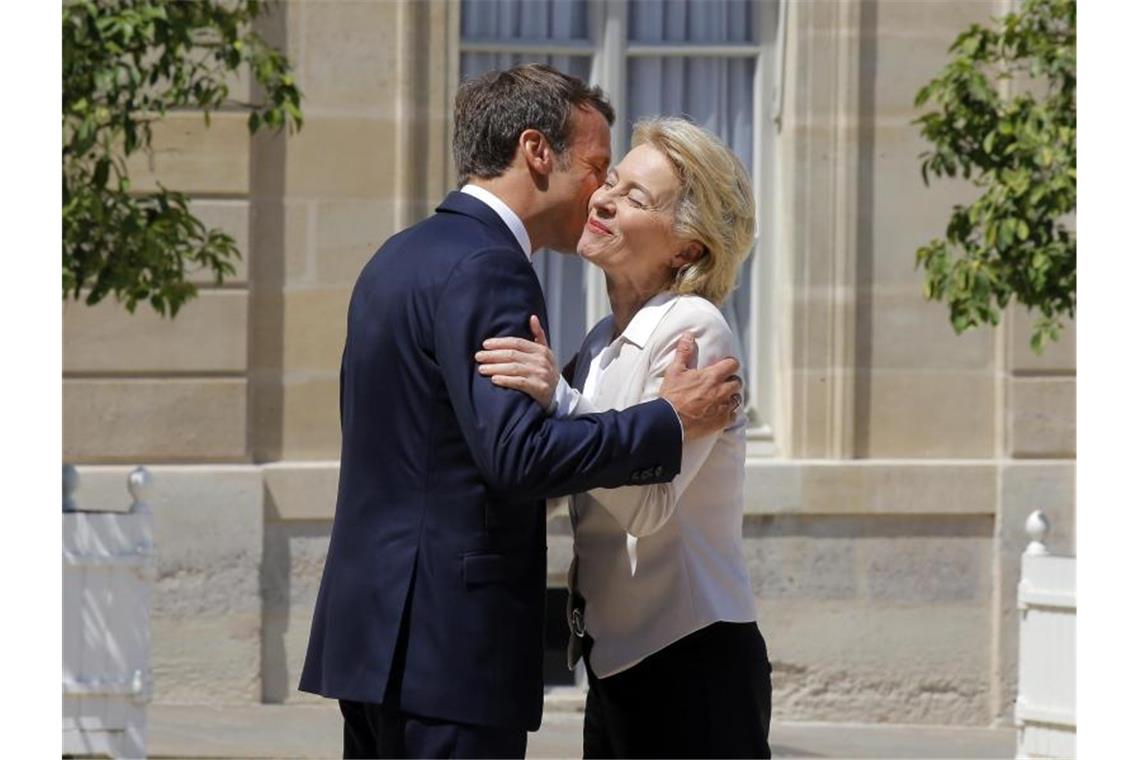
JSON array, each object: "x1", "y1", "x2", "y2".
[
  {"x1": 62, "y1": 0, "x2": 301, "y2": 318},
  {"x1": 983, "y1": 130, "x2": 995, "y2": 154},
  {"x1": 910, "y1": 0, "x2": 1075, "y2": 357}
]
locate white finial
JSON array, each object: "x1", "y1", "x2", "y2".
[
  {"x1": 128, "y1": 466, "x2": 152, "y2": 514},
  {"x1": 63, "y1": 464, "x2": 79, "y2": 512},
  {"x1": 1025, "y1": 509, "x2": 1050, "y2": 556}
]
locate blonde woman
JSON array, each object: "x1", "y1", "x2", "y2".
[{"x1": 476, "y1": 117, "x2": 770, "y2": 758}]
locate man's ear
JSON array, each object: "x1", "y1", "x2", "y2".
[{"x1": 519, "y1": 128, "x2": 554, "y2": 176}]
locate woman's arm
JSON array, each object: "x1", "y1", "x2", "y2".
[
  {"x1": 586, "y1": 308, "x2": 738, "y2": 537},
  {"x1": 476, "y1": 314, "x2": 599, "y2": 416}
]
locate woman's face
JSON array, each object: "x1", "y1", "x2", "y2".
[{"x1": 576, "y1": 143, "x2": 696, "y2": 289}]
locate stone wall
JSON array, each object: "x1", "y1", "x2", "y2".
[{"x1": 61, "y1": 0, "x2": 1076, "y2": 726}]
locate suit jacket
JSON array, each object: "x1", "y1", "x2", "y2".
[{"x1": 298, "y1": 191, "x2": 683, "y2": 730}]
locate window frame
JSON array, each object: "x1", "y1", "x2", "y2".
[{"x1": 457, "y1": 0, "x2": 778, "y2": 455}]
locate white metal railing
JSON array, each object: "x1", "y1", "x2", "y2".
[
  {"x1": 63, "y1": 465, "x2": 155, "y2": 759},
  {"x1": 1015, "y1": 509, "x2": 1076, "y2": 759}
]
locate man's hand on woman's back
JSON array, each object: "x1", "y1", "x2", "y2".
[{"x1": 660, "y1": 333, "x2": 743, "y2": 440}]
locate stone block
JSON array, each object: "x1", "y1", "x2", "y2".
[
  {"x1": 1007, "y1": 377, "x2": 1075, "y2": 457},
  {"x1": 64, "y1": 379, "x2": 247, "y2": 463},
  {"x1": 280, "y1": 376, "x2": 342, "y2": 460},
  {"x1": 869, "y1": 7, "x2": 997, "y2": 120},
  {"x1": 788, "y1": 366, "x2": 843, "y2": 458},
  {"x1": 742, "y1": 516, "x2": 859, "y2": 601},
  {"x1": 796, "y1": 462, "x2": 996, "y2": 515},
  {"x1": 297, "y1": 0, "x2": 401, "y2": 114},
  {"x1": 744, "y1": 512, "x2": 992, "y2": 724},
  {"x1": 785, "y1": 367, "x2": 846, "y2": 458},
  {"x1": 124, "y1": 112, "x2": 250, "y2": 195},
  {"x1": 868, "y1": 125, "x2": 984, "y2": 287},
  {"x1": 858, "y1": 516, "x2": 991, "y2": 603},
  {"x1": 72, "y1": 464, "x2": 264, "y2": 704},
  {"x1": 1009, "y1": 307, "x2": 1076, "y2": 374},
  {"x1": 187, "y1": 199, "x2": 251, "y2": 284},
  {"x1": 261, "y1": 519, "x2": 333, "y2": 704},
  {"x1": 63, "y1": 291, "x2": 248, "y2": 374},
  {"x1": 864, "y1": 371, "x2": 994, "y2": 458},
  {"x1": 314, "y1": 199, "x2": 399, "y2": 286},
  {"x1": 264, "y1": 461, "x2": 340, "y2": 520},
  {"x1": 785, "y1": 6, "x2": 845, "y2": 125},
  {"x1": 874, "y1": 0, "x2": 1000, "y2": 39},
  {"x1": 790, "y1": 294, "x2": 845, "y2": 372},
  {"x1": 861, "y1": 288, "x2": 994, "y2": 372},
  {"x1": 763, "y1": 599, "x2": 991, "y2": 724},
  {"x1": 282, "y1": 287, "x2": 352, "y2": 373},
  {"x1": 283, "y1": 200, "x2": 317, "y2": 285},
  {"x1": 245, "y1": 198, "x2": 313, "y2": 288},
  {"x1": 284, "y1": 117, "x2": 398, "y2": 198}
]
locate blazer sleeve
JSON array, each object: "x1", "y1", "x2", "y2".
[
  {"x1": 433, "y1": 246, "x2": 683, "y2": 503},
  {"x1": 585, "y1": 305, "x2": 737, "y2": 537}
]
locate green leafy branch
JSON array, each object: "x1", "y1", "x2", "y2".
[
  {"x1": 914, "y1": 0, "x2": 1074, "y2": 353},
  {"x1": 63, "y1": 0, "x2": 302, "y2": 317}
]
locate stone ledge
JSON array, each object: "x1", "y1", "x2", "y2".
[
  {"x1": 263, "y1": 460, "x2": 340, "y2": 521},
  {"x1": 68, "y1": 460, "x2": 1049, "y2": 521},
  {"x1": 744, "y1": 460, "x2": 999, "y2": 516},
  {"x1": 253, "y1": 459, "x2": 1006, "y2": 521}
]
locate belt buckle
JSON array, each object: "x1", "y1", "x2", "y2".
[{"x1": 570, "y1": 607, "x2": 585, "y2": 638}]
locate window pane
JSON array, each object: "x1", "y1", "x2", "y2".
[
  {"x1": 628, "y1": 0, "x2": 753, "y2": 44},
  {"x1": 626, "y1": 56, "x2": 756, "y2": 400},
  {"x1": 461, "y1": 0, "x2": 589, "y2": 41},
  {"x1": 460, "y1": 53, "x2": 591, "y2": 84}
]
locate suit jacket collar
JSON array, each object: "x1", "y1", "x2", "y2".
[{"x1": 437, "y1": 191, "x2": 527, "y2": 259}]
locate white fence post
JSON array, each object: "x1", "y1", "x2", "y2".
[
  {"x1": 1015, "y1": 509, "x2": 1076, "y2": 759},
  {"x1": 63, "y1": 465, "x2": 154, "y2": 759}
]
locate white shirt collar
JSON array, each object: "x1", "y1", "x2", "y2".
[
  {"x1": 460, "y1": 184, "x2": 533, "y2": 259},
  {"x1": 617, "y1": 291, "x2": 682, "y2": 349}
]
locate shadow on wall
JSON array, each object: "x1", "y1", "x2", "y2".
[{"x1": 260, "y1": 502, "x2": 333, "y2": 703}]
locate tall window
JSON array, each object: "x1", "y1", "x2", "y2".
[{"x1": 459, "y1": 0, "x2": 774, "y2": 446}]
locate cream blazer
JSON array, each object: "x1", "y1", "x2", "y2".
[{"x1": 552, "y1": 292, "x2": 757, "y2": 678}]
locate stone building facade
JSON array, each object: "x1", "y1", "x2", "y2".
[{"x1": 63, "y1": 0, "x2": 1074, "y2": 726}]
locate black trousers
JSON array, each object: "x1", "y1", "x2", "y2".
[
  {"x1": 339, "y1": 700, "x2": 527, "y2": 759},
  {"x1": 582, "y1": 621, "x2": 772, "y2": 759}
]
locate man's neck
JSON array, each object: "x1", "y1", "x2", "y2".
[{"x1": 467, "y1": 175, "x2": 548, "y2": 251}]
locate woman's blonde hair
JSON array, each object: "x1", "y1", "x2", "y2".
[{"x1": 631, "y1": 117, "x2": 756, "y2": 306}]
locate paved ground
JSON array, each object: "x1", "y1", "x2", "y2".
[{"x1": 148, "y1": 702, "x2": 1016, "y2": 759}]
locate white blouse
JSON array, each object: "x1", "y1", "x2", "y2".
[{"x1": 552, "y1": 291, "x2": 757, "y2": 678}]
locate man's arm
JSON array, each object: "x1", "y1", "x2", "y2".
[{"x1": 434, "y1": 247, "x2": 682, "y2": 502}]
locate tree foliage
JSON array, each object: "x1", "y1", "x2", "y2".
[
  {"x1": 914, "y1": 0, "x2": 1074, "y2": 353},
  {"x1": 63, "y1": 0, "x2": 302, "y2": 317}
]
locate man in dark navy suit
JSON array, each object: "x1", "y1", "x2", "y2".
[{"x1": 299, "y1": 64, "x2": 743, "y2": 758}]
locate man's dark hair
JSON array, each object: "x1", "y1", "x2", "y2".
[{"x1": 452, "y1": 63, "x2": 615, "y2": 184}]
